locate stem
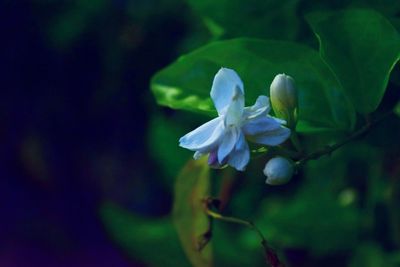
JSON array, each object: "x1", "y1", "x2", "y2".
[
  {"x1": 203, "y1": 198, "x2": 285, "y2": 267},
  {"x1": 290, "y1": 131, "x2": 303, "y2": 153},
  {"x1": 296, "y1": 111, "x2": 393, "y2": 167}
]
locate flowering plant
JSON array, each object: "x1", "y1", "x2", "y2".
[{"x1": 150, "y1": 7, "x2": 400, "y2": 267}]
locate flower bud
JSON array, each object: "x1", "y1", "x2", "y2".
[
  {"x1": 270, "y1": 74, "x2": 298, "y2": 128},
  {"x1": 263, "y1": 156, "x2": 294, "y2": 185}
]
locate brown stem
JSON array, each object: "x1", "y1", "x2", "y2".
[{"x1": 203, "y1": 197, "x2": 285, "y2": 267}]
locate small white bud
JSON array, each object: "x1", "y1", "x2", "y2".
[
  {"x1": 270, "y1": 74, "x2": 298, "y2": 128},
  {"x1": 263, "y1": 157, "x2": 294, "y2": 185}
]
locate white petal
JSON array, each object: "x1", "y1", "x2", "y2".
[
  {"x1": 227, "y1": 132, "x2": 250, "y2": 171},
  {"x1": 179, "y1": 117, "x2": 224, "y2": 152},
  {"x1": 217, "y1": 127, "x2": 239, "y2": 164},
  {"x1": 210, "y1": 68, "x2": 244, "y2": 115},
  {"x1": 272, "y1": 116, "x2": 287, "y2": 125},
  {"x1": 224, "y1": 86, "x2": 244, "y2": 127},
  {"x1": 242, "y1": 116, "x2": 282, "y2": 136},
  {"x1": 243, "y1": 95, "x2": 270, "y2": 119},
  {"x1": 250, "y1": 127, "x2": 291, "y2": 146}
]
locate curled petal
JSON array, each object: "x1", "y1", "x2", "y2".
[
  {"x1": 227, "y1": 132, "x2": 250, "y2": 171},
  {"x1": 242, "y1": 115, "x2": 282, "y2": 136},
  {"x1": 211, "y1": 68, "x2": 244, "y2": 115},
  {"x1": 217, "y1": 127, "x2": 239, "y2": 164},
  {"x1": 243, "y1": 95, "x2": 270, "y2": 119},
  {"x1": 179, "y1": 117, "x2": 224, "y2": 153},
  {"x1": 249, "y1": 126, "x2": 290, "y2": 146}
]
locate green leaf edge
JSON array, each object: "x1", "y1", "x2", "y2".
[{"x1": 306, "y1": 8, "x2": 400, "y2": 115}]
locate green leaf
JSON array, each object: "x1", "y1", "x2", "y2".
[
  {"x1": 151, "y1": 38, "x2": 356, "y2": 133},
  {"x1": 100, "y1": 202, "x2": 191, "y2": 267},
  {"x1": 257, "y1": 181, "x2": 360, "y2": 255},
  {"x1": 308, "y1": 9, "x2": 400, "y2": 114},
  {"x1": 186, "y1": 0, "x2": 300, "y2": 40},
  {"x1": 395, "y1": 101, "x2": 400, "y2": 118},
  {"x1": 350, "y1": 242, "x2": 399, "y2": 267},
  {"x1": 172, "y1": 157, "x2": 213, "y2": 267},
  {"x1": 147, "y1": 114, "x2": 191, "y2": 189}
]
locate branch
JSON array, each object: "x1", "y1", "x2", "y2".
[
  {"x1": 296, "y1": 111, "x2": 393, "y2": 167},
  {"x1": 203, "y1": 198, "x2": 285, "y2": 267}
]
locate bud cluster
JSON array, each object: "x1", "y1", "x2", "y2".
[{"x1": 263, "y1": 74, "x2": 299, "y2": 186}]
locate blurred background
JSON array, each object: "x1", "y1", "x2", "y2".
[{"x1": 1, "y1": 0, "x2": 400, "y2": 266}]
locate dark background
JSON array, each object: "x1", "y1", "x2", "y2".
[
  {"x1": 1, "y1": 1, "x2": 192, "y2": 266},
  {"x1": 1, "y1": 1, "x2": 400, "y2": 267}
]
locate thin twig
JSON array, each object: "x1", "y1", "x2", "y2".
[
  {"x1": 203, "y1": 198, "x2": 285, "y2": 267},
  {"x1": 296, "y1": 111, "x2": 393, "y2": 167}
]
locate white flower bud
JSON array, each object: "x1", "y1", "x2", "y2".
[
  {"x1": 263, "y1": 157, "x2": 294, "y2": 185},
  {"x1": 270, "y1": 74, "x2": 298, "y2": 128}
]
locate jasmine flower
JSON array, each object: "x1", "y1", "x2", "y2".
[{"x1": 179, "y1": 68, "x2": 290, "y2": 171}]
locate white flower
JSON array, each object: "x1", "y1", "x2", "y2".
[{"x1": 179, "y1": 68, "x2": 290, "y2": 171}]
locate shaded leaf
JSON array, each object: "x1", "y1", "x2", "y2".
[
  {"x1": 172, "y1": 157, "x2": 213, "y2": 267},
  {"x1": 350, "y1": 242, "x2": 399, "y2": 267},
  {"x1": 308, "y1": 9, "x2": 400, "y2": 114},
  {"x1": 186, "y1": 0, "x2": 300, "y2": 40},
  {"x1": 395, "y1": 101, "x2": 400, "y2": 118},
  {"x1": 257, "y1": 181, "x2": 360, "y2": 255},
  {"x1": 100, "y1": 202, "x2": 191, "y2": 267},
  {"x1": 147, "y1": 114, "x2": 191, "y2": 188}
]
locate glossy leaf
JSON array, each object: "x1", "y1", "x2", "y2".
[
  {"x1": 151, "y1": 38, "x2": 355, "y2": 133},
  {"x1": 172, "y1": 157, "x2": 213, "y2": 267},
  {"x1": 308, "y1": 9, "x2": 400, "y2": 114}
]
